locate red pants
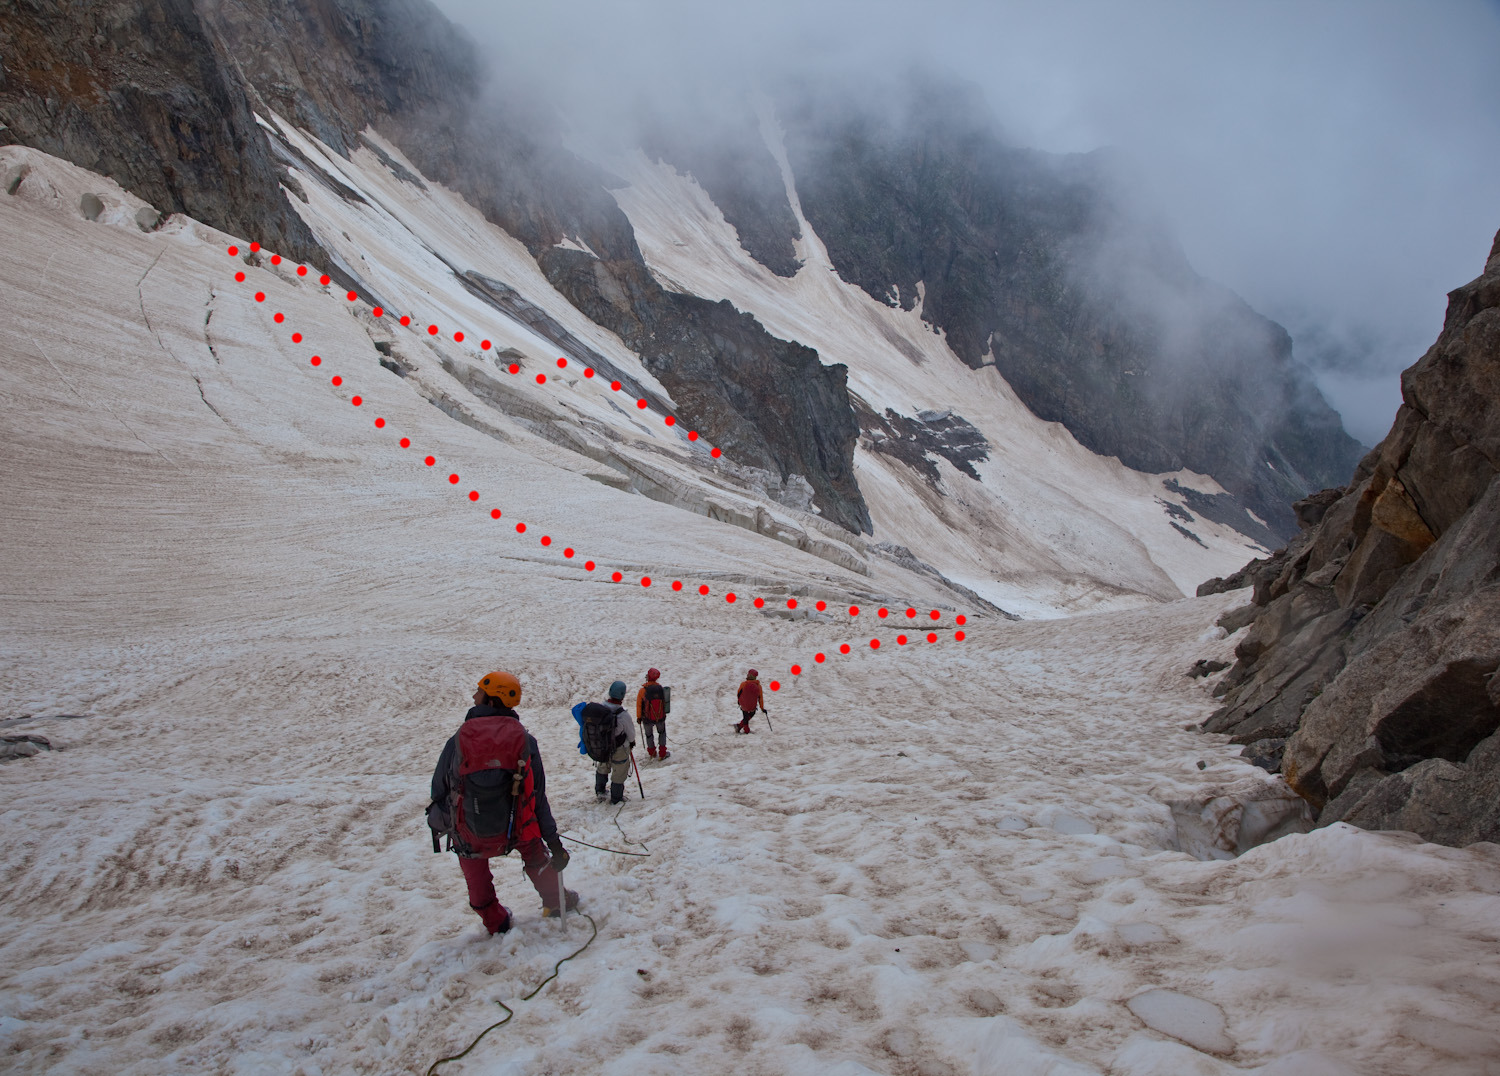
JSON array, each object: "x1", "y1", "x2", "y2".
[{"x1": 458, "y1": 837, "x2": 563, "y2": 931}]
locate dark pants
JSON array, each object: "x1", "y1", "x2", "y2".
[
  {"x1": 458, "y1": 837, "x2": 563, "y2": 930},
  {"x1": 641, "y1": 718, "x2": 666, "y2": 751},
  {"x1": 739, "y1": 709, "x2": 755, "y2": 729}
]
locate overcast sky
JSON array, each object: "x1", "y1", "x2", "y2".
[{"x1": 435, "y1": 0, "x2": 1500, "y2": 445}]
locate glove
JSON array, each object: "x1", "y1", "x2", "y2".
[{"x1": 547, "y1": 839, "x2": 570, "y2": 872}]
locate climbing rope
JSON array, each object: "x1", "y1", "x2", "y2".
[
  {"x1": 425, "y1": 912, "x2": 599, "y2": 1076},
  {"x1": 560, "y1": 834, "x2": 650, "y2": 857},
  {"x1": 613, "y1": 803, "x2": 648, "y2": 854}
]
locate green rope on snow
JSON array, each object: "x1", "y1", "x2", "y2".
[
  {"x1": 613, "y1": 804, "x2": 648, "y2": 855},
  {"x1": 560, "y1": 833, "x2": 650, "y2": 857},
  {"x1": 424, "y1": 912, "x2": 599, "y2": 1076}
]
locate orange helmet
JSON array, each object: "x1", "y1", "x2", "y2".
[{"x1": 477, "y1": 670, "x2": 522, "y2": 707}]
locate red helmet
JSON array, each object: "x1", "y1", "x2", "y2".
[
  {"x1": 747, "y1": 669, "x2": 758, "y2": 679},
  {"x1": 646, "y1": 667, "x2": 661, "y2": 681}
]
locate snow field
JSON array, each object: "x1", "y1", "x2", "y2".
[{"x1": 2, "y1": 147, "x2": 1499, "y2": 1075}]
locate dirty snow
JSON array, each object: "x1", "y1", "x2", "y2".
[{"x1": 2, "y1": 145, "x2": 1499, "y2": 1076}]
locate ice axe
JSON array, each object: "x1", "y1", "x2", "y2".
[
  {"x1": 627, "y1": 747, "x2": 645, "y2": 798},
  {"x1": 761, "y1": 707, "x2": 772, "y2": 732}
]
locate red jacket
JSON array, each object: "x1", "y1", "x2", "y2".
[{"x1": 736, "y1": 679, "x2": 763, "y2": 712}]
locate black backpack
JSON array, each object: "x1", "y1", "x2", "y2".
[{"x1": 581, "y1": 702, "x2": 617, "y2": 763}]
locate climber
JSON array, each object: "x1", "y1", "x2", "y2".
[
  {"x1": 427, "y1": 671, "x2": 579, "y2": 934},
  {"x1": 734, "y1": 669, "x2": 766, "y2": 734},
  {"x1": 579, "y1": 680, "x2": 636, "y2": 804},
  {"x1": 636, "y1": 667, "x2": 670, "y2": 759}
]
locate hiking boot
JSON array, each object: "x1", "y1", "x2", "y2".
[
  {"x1": 542, "y1": 889, "x2": 581, "y2": 917},
  {"x1": 647, "y1": 745, "x2": 658, "y2": 759},
  {"x1": 594, "y1": 772, "x2": 607, "y2": 800},
  {"x1": 472, "y1": 899, "x2": 511, "y2": 936},
  {"x1": 658, "y1": 748, "x2": 671, "y2": 760},
  {"x1": 610, "y1": 782, "x2": 625, "y2": 805}
]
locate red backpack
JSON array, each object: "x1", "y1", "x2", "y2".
[
  {"x1": 442, "y1": 712, "x2": 539, "y2": 857},
  {"x1": 642, "y1": 681, "x2": 667, "y2": 721}
]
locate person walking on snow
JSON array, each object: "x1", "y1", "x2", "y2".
[
  {"x1": 637, "y1": 667, "x2": 670, "y2": 759},
  {"x1": 734, "y1": 669, "x2": 766, "y2": 734},
  {"x1": 428, "y1": 671, "x2": 579, "y2": 934},
  {"x1": 582, "y1": 680, "x2": 635, "y2": 803}
]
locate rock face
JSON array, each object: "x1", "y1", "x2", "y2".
[
  {"x1": 0, "y1": 0, "x2": 324, "y2": 266},
  {"x1": 775, "y1": 80, "x2": 1363, "y2": 540},
  {"x1": 1206, "y1": 229, "x2": 1500, "y2": 847}
]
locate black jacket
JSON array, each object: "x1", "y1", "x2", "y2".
[{"x1": 430, "y1": 704, "x2": 559, "y2": 845}]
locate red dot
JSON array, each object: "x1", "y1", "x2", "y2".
[
  {"x1": 399, "y1": 437, "x2": 410, "y2": 448},
  {"x1": 930, "y1": 610, "x2": 940, "y2": 620},
  {"x1": 956, "y1": 615, "x2": 967, "y2": 626},
  {"x1": 254, "y1": 292, "x2": 265, "y2": 302},
  {"x1": 331, "y1": 375, "x2": 343, "y2": 386},
  {"x1": 454, "y1": 331, "x2": 464, "y2": 342},
  {"x1": 227, "y1": 245, "x2": 238, "y2": 256},
  {"x1": 927, "y1": 632, "x2": 937, "y2": 643},
  {"x1": 374, "y1": 417, "x2": 385, "y2": 428},
  {"x1": 556, "y1": 357, "x2": 567, "y2": 368},
  {"x1": 791, "y1": 664, "x2": 802, "y2": 675},
  {"x1": 849, "y1": 606, "x2": 860, "y2": 616},
  {"x1": 400, "y1": 315, "x2": 411, "y2": 326},
  {"x1": 347, "y1": 291, "x2": 357, "y2": 301},
  {"x1": 427, "y1": 325, "x2": 438, "y2": 336},
  {"x1": 270, "y1": 254, "x2": 281, "y2": 265},
  {"x1": 468, "y1": 491, "x2": 479, "y2": 502},
  {"x1": 612, "y1": 571, "x2": 623, "y2": 582},
  {"x1": 726, "y1": 593, "x2": 736, "y2": 603},
  {"x1": 671, "y1": 580, "x2": 682, "y2": 591},
  {"x1": 610, "y1": 380, "x2": 621, "y2": 391},
  {"x1": 564, "y1": 547, "x2": 574, "y2": 558},
  {"x1": 787, "y1": 599, "x2": 798, "y2": 609},
  {"x1": 584, "y1": 368, "x2": 594, "y2": 378},
  {"x1": 710, "y1": 448, "x2": 722, "y2": 458},
  {"x1": 310, "y1": 355, "x2": 321, "y2": 366},
  {"x1": 516, "y1": 523, "x2": 527, "y2": 534},
  {"x1": 541, "y1": 536, "x2": 552, "y2": 546},
  {"x1": 816, "y1": 601, "x2": 827, "y2": 611},
  {"x1": 351, "y1": 396, "x2": 362, "y2": 407},
  {"x1": 870, "y1": 639, "x2": 880, "y2": 649},
  {"x1": 249, "y1": 242, "x2": 260, "y2": 252},
  {"x1": 955, "y1": 631, "x2": 966, "y2": 642},
  {"x1": 641, "y1": 577, "x2": 651, "y2": 587},
  {"x1": 897, "y1": 635, "x2": 908, "y2": 645},
  {"x1": 535, "y1": 374, "x2": 546, "y2": 384},
  {"x1": 509, "y1": 364, "x2": 520, "y2": 375},
  {"x1": 319, "y1": 275, "x2": 330, "y2": 286},
  {"x1": 297, "y1": 266, "x2": 307, "y2": 277},
  {"x1": 291, "y1": 332, "x2": 302, "y2": 343},
  {"x1": 491, "y1": 509, "x2": 501, "y2": 519},
  {"x1": 698, "y1": 585, "x2": 709, "y2": 596},
  {"x1": 815, "y1": 653, "x2": 825, "y2": 664},
  {"x1": 839, "y1": 644, "x2": 851, "y2": 654},
  {"x1": 878, "y1": 608, "x2": 889, "y2": 618},
  {"x1": 769, "y1": 680, "x2": 780, "y2": 691},
  {"x1": 481, "y1": 340, "x2": 492, "y2": 350},
  {"x1": 753, "y1": 597, "x2": 765, "y2": 608},
  {"x1": 372, "y1": 307, "x2": 383, "y2": 318},
  {"x1": 273, "y1": 312, "x2": 284, "y2": 323},
  {"x1": 235, "y1": 271, "x2": 245, "y2": 282},
  {"x1": 636, "y1": 399, "x2": 647, "y2": 410},
  {"x1": 665, "y1": 416, "x2": 676, "y2": 426},
  {"x1": 688, "y1": 431, "x2": 699, "y2": 441},
  {"x1": 906, "y1": 608, "x2": 916, "y2": 618},
  {"x1": 585, "y1": 560, "x2": 595, "y2": 571},
  {"x1": 448, "y1": 474, "x2": 459, "y2": 484},
  {"x1": 424, "y1": 456, "x2": 435, "y2": 466}
]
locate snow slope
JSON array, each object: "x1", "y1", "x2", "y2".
[{"x1": 3, "y1": 146, "x2": 1500, "y2": 1075}]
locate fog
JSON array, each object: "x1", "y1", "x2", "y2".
[{"x1": 433, "y1": 0, "x2": 1500, "y2": 447}]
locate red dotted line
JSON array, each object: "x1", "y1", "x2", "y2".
[{"x1": 226, "y1": 243, "x2": 969, "y2": 691}]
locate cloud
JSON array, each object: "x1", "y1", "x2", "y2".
[{"x1": 432, "y1": 0, "x2": 1500, "y2": 446}]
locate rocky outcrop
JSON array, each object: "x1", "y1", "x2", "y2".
[
  {"x1": 1206, "y1": 229, "x2": 1500, "y2": 847},
  {"x1": 776, "y1": 79, "x2": 1363, "y2": 540},
  {"x1": 0, "y1": 0, "x2": 325, "y2": 266}
]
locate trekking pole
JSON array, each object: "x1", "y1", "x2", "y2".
[
  {"x1": 630, "y1": 748, "x2": 645, "y2": 800},
  {"x1": 762, "y1": 707, "x2": 772, "y2": 732}
]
